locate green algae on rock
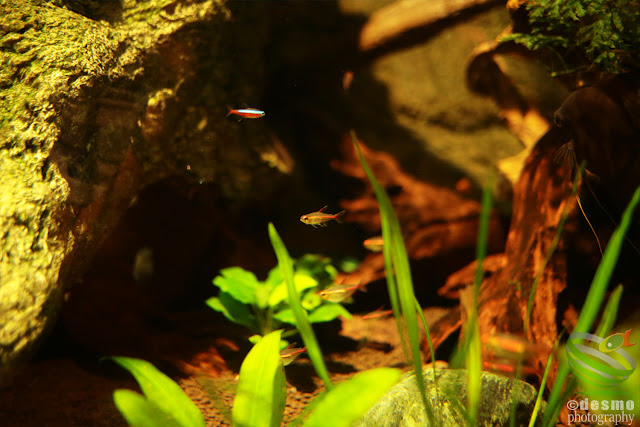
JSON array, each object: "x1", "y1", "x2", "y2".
[
  {"x1": 0, "y1": 0, "x2": 278, "y2": 382},
  {"x1": 354, "y1": 368, "x2": 545, "y2": 427}
]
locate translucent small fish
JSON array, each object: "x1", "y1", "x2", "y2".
[
  {"x1": 280, "y1": 343, "x2": 305, "y2": 366},
  {"x1": 318, "y1": 283, "x2": 360, "y2": 303},
  {"x1": 363, "y1": 306, "x2": 393, "y2": 320},
  {"x1": 363, "y1": 235, "x2": 384, "y2": 252},
  {"x1": 226, "y1": 107, "x2": 265, "y2": 120},
  {"x1": 300, "y1": 206, "x2": 346, "y2": 228}
]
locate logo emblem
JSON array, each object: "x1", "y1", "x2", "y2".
[{"x1": 567, "y1": 329, "x2": 636, "y2": 387}]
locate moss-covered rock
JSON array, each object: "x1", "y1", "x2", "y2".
[
  {"x1": 0, "y1": 0, "x2": 277, "y2": 381},
  {"x1": 355, "y1": 368, "x2": 544, "y2": 426}
]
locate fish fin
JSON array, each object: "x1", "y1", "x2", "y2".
[
  {"x1": 335, "y1": 210, "x2": 346, "y2": 223},
  {"x1": 318, "y1": 205, "x2": 328, "y2": 212}
]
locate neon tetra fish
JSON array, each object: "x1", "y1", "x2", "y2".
[
  {"x1": 363, "y1": 306, "x2": 393, "y2": 320},
  {"x1": 300, "y1": 206, "x2": 346, "y2": 228},
  {"x1": 227, "y1": 107, "x2": 265, "y2": 120}
]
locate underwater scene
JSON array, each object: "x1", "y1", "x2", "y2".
[{"x1": 1, "y1": 0, "x2": 640, "y2": 426}]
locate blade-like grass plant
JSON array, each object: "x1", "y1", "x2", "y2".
[
  {"x1": 466, "y1": 180, "x2": 493, "y2": 426},
  {"x1": 269, "y1": 222, "x2": 333, "y2": 389},
  {"x1": 543, "y1": 186, "x2": 640, "y2": 426},
  {"x1": 351, "y1": 131, "x2": 435, "y2": 424}
]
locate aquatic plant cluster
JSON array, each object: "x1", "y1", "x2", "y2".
[
  {"x1": 503, "y1": 0, "x2": 640, "y2": 73},
  {"x1": 110, "y1": 132, "x2": 640, "y2": 426},
  {"x1": 206, "y1": 255, "x2": 351, "y2": 345}
]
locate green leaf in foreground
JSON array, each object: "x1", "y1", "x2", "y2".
[
  {"x1": 111, "y1": 356, "x2": 205, "y2": 427},
  {"x1": 113, "y1": 389, "x2": 181, "y2": 427},
  {"x1": 269, "y1": 222, "x2": 333, "y2": 389},
  {"x1": 303, "y1": 367, "x2": 401, "y2": 427},
  {"x1": 232, "y1": 330, "x2": 286, "y2": 427}
]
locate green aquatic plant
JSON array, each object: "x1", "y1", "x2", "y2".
[
  {"x1": 207, "y1": 255, "x2": 351, "y2": 343},
  {"x1": 543, "y1": 186, "x2": 640, "y2": 426},
  {"x1": 502, "y1": 0, "x2": 640, "y2": 73},
  {"x1": 268, "y1": 224, "x2": 333, "y2": 389},
  {"x1": 351, "y1": 131, "x2": 436, "y2": 424},
  {"x1": 232, "y1": 330, "x2": 286, "y2": 427},
  {"x1": 111, "y1": 356, "x2": 205, "y2": 427},
  {"x1": 468, "y1": 180, "x2": 493, "y2": 426}
]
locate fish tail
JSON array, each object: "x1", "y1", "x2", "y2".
[{"x1": 335, "y1": 210, "x2": 346, "y2": 223}]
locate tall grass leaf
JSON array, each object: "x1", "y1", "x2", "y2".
[
  {"x1": 303, "y1": 368, "x2": 402, "y2": 427},
  {"x1": 232, "y1": 330, "x2": 286, "y2": 427},
  {"x1": 528, "y1": 339, "x2": 558, "y2": 427},
  {"x1": 465, "y1": 318, "x2": 482, "y2": 427},
  {"x1": 113, "y1": 389, "x2": 181, "y2": 427},
  {"x1": 544, "y1": 186, "x2": 640, "y2": 426},
  {"x1": 351, "y1": 131, "x2": 434, "y2": 424},
  {"x1": 467, "y1": 180, "x2": 492, "y2": 426},
  {"x1": 594, "y1": 284, "x2": 623, "y2": 338},
  {"x1": 111, "y1": 357, "x2": 205, "y2": 427},
  {"x1": 268, "y1": 223, "x2": 333, "y2": 389}
]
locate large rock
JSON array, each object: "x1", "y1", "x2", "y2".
[
  {"x1": 0, "y1": 0, "x2": 279, "y2": 381},
  {"x1": 355, "y1": 369, "x2": 544, "y2": 426}
]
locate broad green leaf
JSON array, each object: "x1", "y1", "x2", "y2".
[
  {"x1": 301, "y1": 290, "x2": 322, "y2": 311},
  {"x1": 111, "y1": 357, "x2": 205, "y2": 427},
  {"x1": 232, "y1": 330, "x2": 286, "y2": 427},
  {"x1": 255, "y1": 284, "x2": 272, "y2": 310},
  {"x1": 265, "y1": 266, "x2": 282, "y2": 289},
  {"x1": 268, "y1": 273, "x2": 318, "y2": 307},
  {"x1": 213, "y1": 267, "x2": 259, "y2": 305},
  {"x1": 113, "y1": 389, "x2": 181, "y2": 427},
  {"x1": 272, "y1": 308, "x2": 295, "y2": 324},
  {"x1": 308, "y1": 303, "x2": 352, "y2": 323},
  {"x1": 206, "y1": 293, "x2": 256, "y2": 329},
  {"x1": 303, "y1": 368, "x2": 401, "y2": 427}
]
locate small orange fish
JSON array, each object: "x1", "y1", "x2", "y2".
[
  {"x1": 363, "y1": 235, "x2": 384, "y2": 252},
  {"x1": 280, "y1": 343, "x2": 306, "y2": 366},
  {"x1": 318, "y1": 283, "x2": 360, "y2": 303},
  {"x1": 481, "y1": 334, "x2": 541, "y2": 358},
  {"x1": 227, "y1": 107, "x2": 265, "y2": 120},
  {"x1": 363, "y1": 306, "x2": 393, "y2": 320},
  {"x1": 482, "y1": 360, "x2": 538, "y2": 376},
  {"x1": 300, "y1": 206, "x2": 346, "y2": 228}
]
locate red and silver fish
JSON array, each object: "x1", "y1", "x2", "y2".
[
  {"x1": 280, "y1": 343, "x2": 306, "y2": 366},
  {"x1": 227, "y1": 107, "x2": 265, "y2": 120},
  {"x1": 300, "y1": 206, "x2": 346, "y2": 228},
  {"x1": 363, "y1": 306, "x2": 393, "y2": 320}
]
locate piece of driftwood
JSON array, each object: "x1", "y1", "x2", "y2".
[
  {"x1": 331, "y1": 136, "x2": 506, "y2": 287},
  {"x1": 449, "y1": 75, "x2": 640, "y2": 384}
]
